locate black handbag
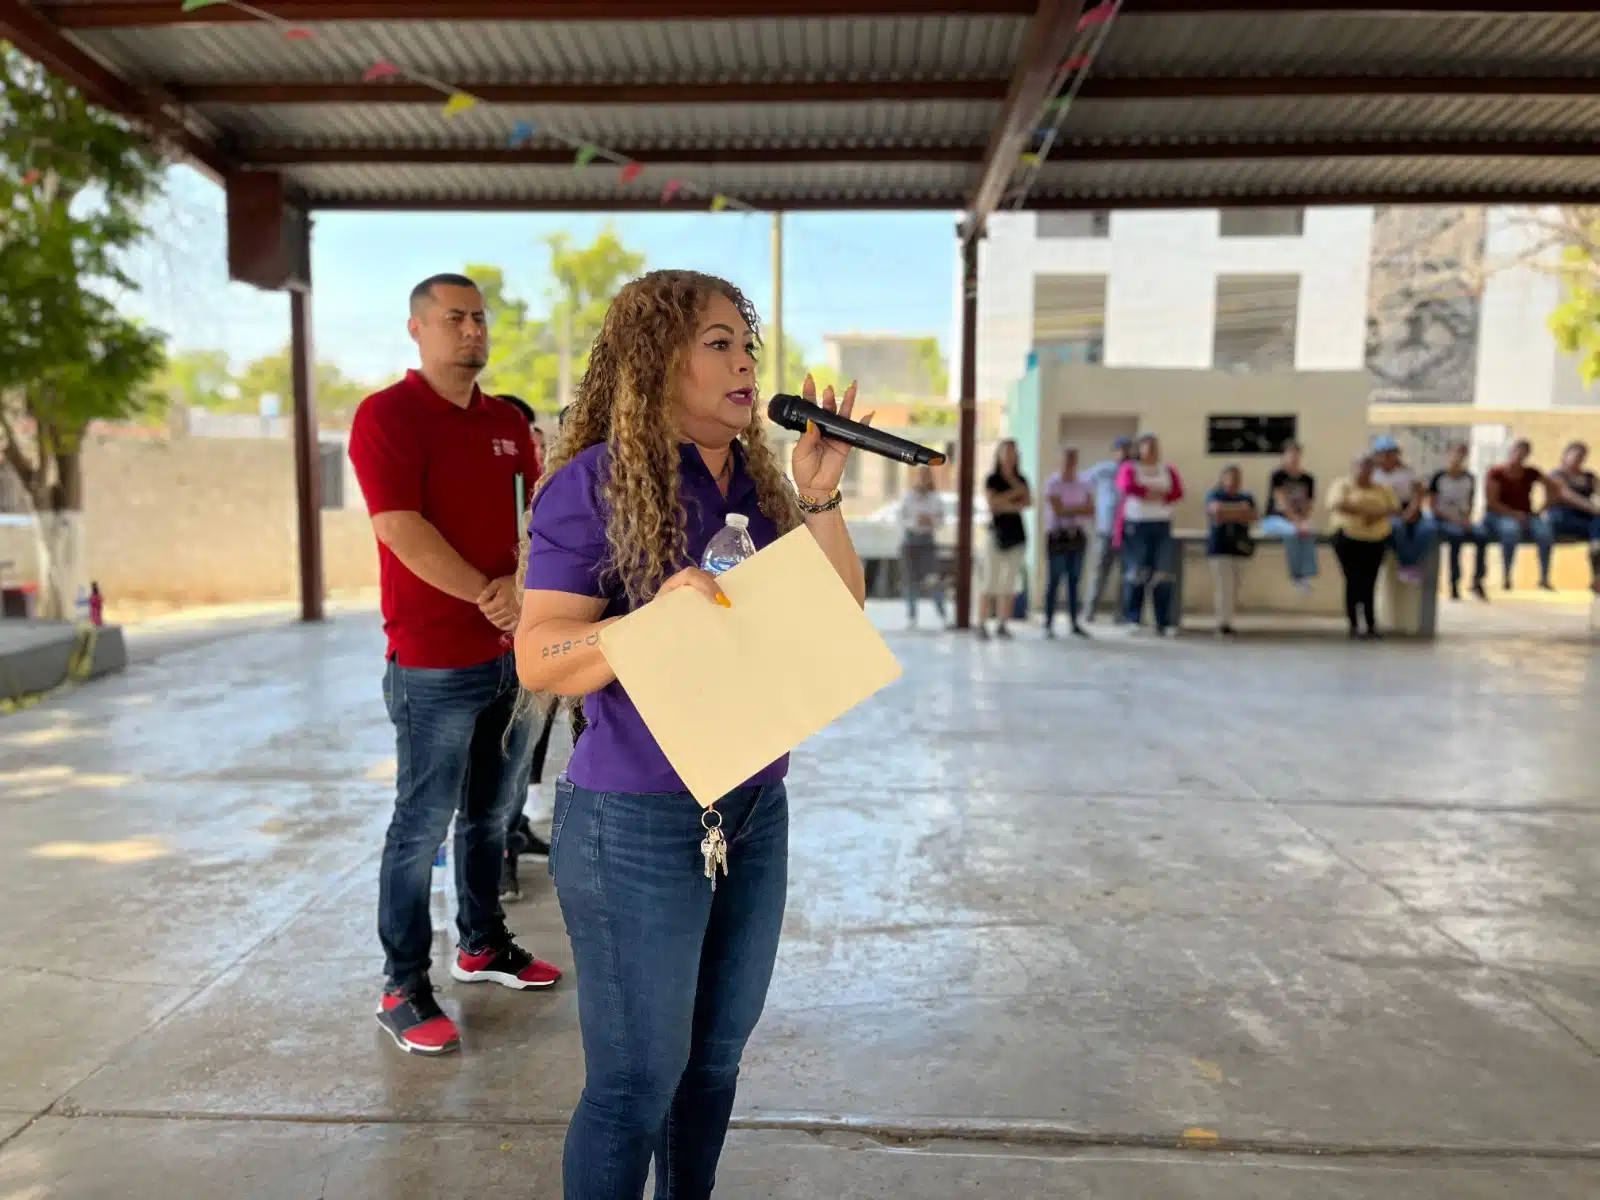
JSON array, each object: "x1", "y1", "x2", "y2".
[
  {"x1": 1047, "y1": 528, "x2": 1088, "y2": 556},
  {"x1": 1220, "y1": 526, "x2": 1256, "y2": 558}
]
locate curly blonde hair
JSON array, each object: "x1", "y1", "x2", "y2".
[
  {"x1": 510, "y1": 270, "x2": 800, "y2": 729},
  {"x1": 535, "y1": 269, "x2": 801, "y2": 606}
]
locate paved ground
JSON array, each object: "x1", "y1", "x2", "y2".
[{"x1": 0, "y1": 603, "x2": 1596, "y2": 1197}]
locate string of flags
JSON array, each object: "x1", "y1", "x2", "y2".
[
  {"x1": 166, "y1": 0, "x2": 748, "y2": 213},
  {"x1": 12, "y1": 0, "x2": 1124, "y2": 211},
  {"x1": 1015, "y1": 0, "x2": 1123, "y2": 185}
]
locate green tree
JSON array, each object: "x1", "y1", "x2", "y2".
[
  {"x1": 141, "y1": 348, "x2": 233, "y2": 417},
  {"x1": 472, "y1": 227, "x2": 647, "y2": 412},
  {"x1": 1548, "y1": 215, "x2": 1600, "y2": 386},
  {"x1": 231, "y1": 346, "x2": 374, "y2": 426},
  {"x1": 908, "y1": 336, "x2": 950, "y2": 397},
  {"x1": 756, "y1": 327, "x2": 808, "y2": 399},
  {"x1": 1, "y1": 44, "x2": 168, "y2": 615}
]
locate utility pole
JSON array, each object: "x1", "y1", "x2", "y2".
[
  {"x1": 771, "y1": 211, "x2": 784, "y2": 396},
  {"x1": 556, "y1": 283, "x2": 574, "y2": 409}
]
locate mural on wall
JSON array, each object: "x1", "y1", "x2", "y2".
[{"x1": 1365, "y1": 206, "x2": 1486, "y2": 405}]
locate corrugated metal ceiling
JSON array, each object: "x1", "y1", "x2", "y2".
[
  {"x1": 69, "y1": 15, "x2": 1029, "y2": 85},
  {"x1": 1095, "y1": 11, "x2": 1600, "y2": 75},
  {"x1": 31, "y1": 5, "x2": 1600, "y2": 209},
  {"x1": 206, "y1": 100, "x2": 1000, "y2": 152}
]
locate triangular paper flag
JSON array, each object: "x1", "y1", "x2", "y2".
[
  {"x1": 573, "y1": 144, "x2": 599, "y2": 169},
  {"x1": 20, "y1": 168, "x2": 40, "y2": 187},
  {"x1": 1062, "y1": 54, "x2": 1092, "y2": 72},
  {"x1": 709, "y1": 194, "x2": 729, "y2": 212},
  {"x1": 1019, "y1": 152, "x2": 1041, "y2": 167},
  {"x1": 363, "y1": 60, "x2": 400, "y2": 82},
  {"x1": 507, "y1": 120, "x2": 536, "y2": 147},
  {"x1": 283, "y1": 26, "x2": 313, "y2": 39},
  {"x1": 180, "y1": 0, "x2": 229, "y2": 10},
  {"x1": 1048, "y1": 94, "x2": 1072, "y2": 111},
  {"x1": 661, "y1": 179, "x2": 683, "y2": 204},
  {"x1": 619, "y1": 162, "x2": 644, "y2": 184},
  {"x1": 1078, "y1": 1, "x2": 1115, "y2": 29},
  {"x1": 442, "y1": 92, "x2": 478, "y2": 118}
]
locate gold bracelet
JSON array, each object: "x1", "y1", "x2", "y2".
[{"x1": 795, "y1": 487, "x2": 843, "y2": 515}]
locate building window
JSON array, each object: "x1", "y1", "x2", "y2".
[
  {"x1": 319, "y1": 442, "x2": 345, "y2": 510},
  {"x1": 1034, "y1": 274, "x2": 1108, "y2": 365},
  {"x1": 1214, "y1": 275, "x2": 1300, "y2": 372},
  {"x1": 1037, "y1": 211, "x2": 1110, "y2": 238},
  {"x1": 1219, "y1": 207, "x2": 1305, "y2": 238}
]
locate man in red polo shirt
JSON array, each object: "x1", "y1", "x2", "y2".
[{"x1": 349, "y1": 273, "x2": 562, "y2": 1057}]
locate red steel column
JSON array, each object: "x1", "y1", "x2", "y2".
[
  {"x1": 953, "y1": 227, "x2": 980, "y2": 631},
  {"x1": 289, "y1": 273, "x2": 324, "y2": 622}
]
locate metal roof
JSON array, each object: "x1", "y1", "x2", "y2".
[{"x1": 5, "y1": 1, "x2": 1600, "y2": 220}]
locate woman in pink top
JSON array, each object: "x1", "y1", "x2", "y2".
[
  {"x1": 1043, "y1": 445, "x2": 1094, "y2": 638},
  {"x1": 1115, "y1": 433, "x2": 1185, "y2": 635}
]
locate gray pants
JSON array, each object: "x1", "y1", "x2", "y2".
[
  {"x1": 1083, "y1": 532, "x2": 1120, "y2": 621},
  {"x1": 901, "y1": 535, "x2": 946, "y2": 619}
]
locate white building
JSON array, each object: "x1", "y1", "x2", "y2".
[{"x1": 964, "y1": 204, "x2": 1599, "y2": 415}]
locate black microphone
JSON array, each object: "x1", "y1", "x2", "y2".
[{"x1": 766, "y1": 394, "x2": 946, "y2": 467}]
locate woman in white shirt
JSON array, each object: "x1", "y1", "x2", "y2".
[
  {"x1": 1114, "y1": 433, "x2": 1186, "y2": 635},
  {"x1": 898, "y1": 465, "x2": 946, "y2": 627}
]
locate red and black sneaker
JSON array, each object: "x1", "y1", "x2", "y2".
[
  {"x1": 375, "y1": 985, "x2": 460, "y2": 1056},
  {"x1": 450, "y1": 941, "x2": 562, "y2": 990}
]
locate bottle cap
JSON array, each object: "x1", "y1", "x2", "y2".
[{"x1": 725, "y1": 513, "x2": 750, "y2": 530}]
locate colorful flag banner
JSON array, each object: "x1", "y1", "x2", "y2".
[
  {"x1": 1019, "y1": 152, "x2": 1040, "y2": 168},
  {"x1": 442, "y1": 92, "x2": 478, "y2": 118},
  {"x1": 283, "y1": 26, "x2": 313, "y2": 40},
  {"x1": 709, "y1": 194, "x2": 729, "y2": 212},
  {"x1": 1061, "y1": 54, "x2": 1093, "y2": 72},
  {"x1": 619, "y1": 162, "x2": 644, "y2": 184},
  {"x1": 1047, "y1": 94, "x2": 1072, "y2": 112},
  {"x1": 180, "y1": 0, "x2": 229, "y2": 10},
  {"x1": 1077, "y1": 1, "x2": 1115, "y2": 30},
  {"x1": 573, "y1": 144, "x2": 599, "y2": 169},
  {"x1": 661, "y1": 179, "x2": 684, "y2": 204},
  {"x1": 507, "y1": 120, "x2": 536, "y2": 147},
  {"x1": 363, "y1": 60, "x2": 401, "y2": 82}
]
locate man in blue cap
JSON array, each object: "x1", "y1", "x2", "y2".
[
  {"x1": 1371, "y1": 435, "x2": 1435, "y2": 584},
  {"x1": 1080, "y1": 435, "x2": 1136, "y2": 622}
]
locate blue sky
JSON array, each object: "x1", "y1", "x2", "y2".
[{"x1": 122, "y1": 166, "x2": 962, "y2": 385}]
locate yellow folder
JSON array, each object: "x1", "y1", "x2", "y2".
[{"x1": 599, "y1": 526, "x2": 903, "y2": 807}]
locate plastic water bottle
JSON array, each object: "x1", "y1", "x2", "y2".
[{"x1": 700, "y1": 513, "x2": 757, "y2": 577}]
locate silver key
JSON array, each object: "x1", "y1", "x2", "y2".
[{"x1": 700, "y1": 827, "x2": 729, "y2": 892}]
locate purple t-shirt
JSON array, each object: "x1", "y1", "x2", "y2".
[{"x1": 524, "y1": 439, "x2": 787, "y2": 796}]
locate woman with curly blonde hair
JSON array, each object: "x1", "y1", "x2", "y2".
[{"x1": 515, "y1": 269, "x2": 866, "y2": 1198}]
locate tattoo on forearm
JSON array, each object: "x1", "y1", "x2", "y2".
[{"x1": 541, "y1": 631, "x2": 602, "y2": 659}]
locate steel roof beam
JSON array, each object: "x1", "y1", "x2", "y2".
[
  {"x1": 963, "y1": 0, "x2": 1085, "y2": 241},
  {"x1": 0, "y1": 0, "x2": 232, "y2": 180},
  {"x1": 308, "y1": 185, "x2": 1600, "y2": 213},
  {"x1": 178, "y1": 74, "x2": 1600, "y2": 108},
  {"x1": 36, "y1": 0, "x2": 1036, "y2": 29},
  {"x1": 246, "y1": 138, "x2": 1600, "y2": 168},
  {"x1": 179, "y1": 80, "x2": 1012, "y2": 106}
]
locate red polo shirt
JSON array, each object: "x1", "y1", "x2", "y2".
[{"x1": 348, "y1": 370, "x2": 539, "y2": 668}]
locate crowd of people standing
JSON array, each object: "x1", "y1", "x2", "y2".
[{"x1": 956, "y1": 430, "x2": 1600, "y2": 642}]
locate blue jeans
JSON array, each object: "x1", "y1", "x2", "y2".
[
  {"x1": 1122, "y1": 519, "x2": 1175, "y2": 630},
  {"x1": 1430, "y1": 519, "x2": 1487, "y2": 591},
  {"x1": 1546, "y1": 507, "x2": 1600, "y2": 543},
  {"x1": 1389, "y1": 515, "x2": 1438, "y2": 569},
  {"x1": 378, "y1": 653, "x2": 531, "y2": 994},
  {"x1": 1045, "y1": 545, "x2": 1086, "y2": 627},
  {"x1": 1259, "y1": 515, "x2": 1319, "y2": 581},
  {"x1": 552, "y1": 778, "x2": 789, "y2": 1200},
  {"x1": 1481, "y1": 512, "x2": 1554, "y2": 584}
]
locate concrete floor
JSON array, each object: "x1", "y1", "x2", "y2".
[{"x1": 0, "y1": 604, "x2": 1596, "y2": 1197}]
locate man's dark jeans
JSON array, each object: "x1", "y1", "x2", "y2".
[
  {"x1": 378, "y1": 652, "x2": 531, "y2": 995},
  {"x1": 551, "y1": 777, "x2": 788, "y2": 1199}
]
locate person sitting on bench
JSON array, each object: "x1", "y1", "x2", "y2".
[
  {"x1": 1481, "y1": 439, "x2": 1555, "y2": 592},
  {"x1": 1543, "y1": 440, "x2": 1600, "y2": 594}
]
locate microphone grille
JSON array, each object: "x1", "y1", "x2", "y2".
[{"x1": 766, "y1": 393, "x2": 805, "y2": 431}]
